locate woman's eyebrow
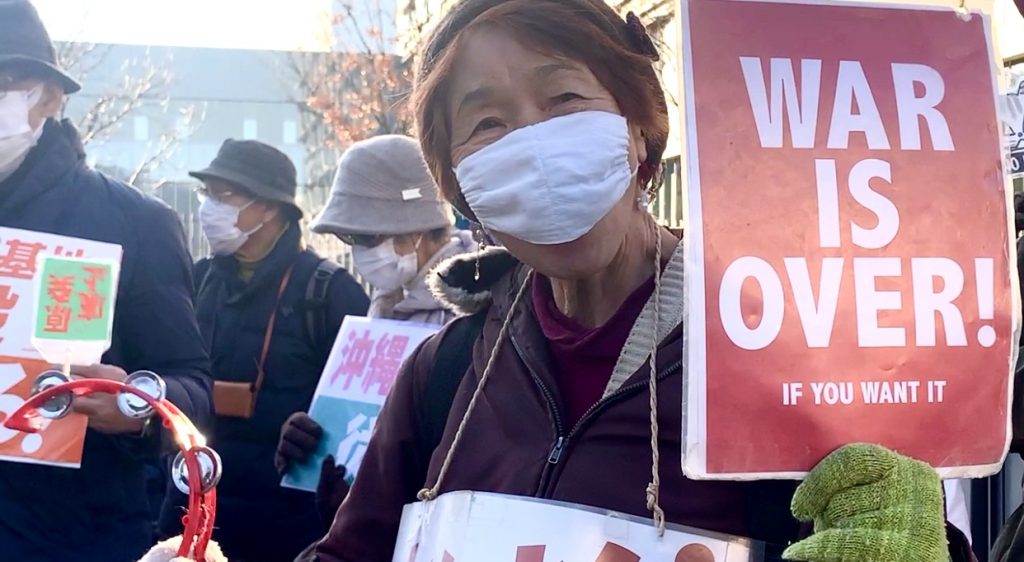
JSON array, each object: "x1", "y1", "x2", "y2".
[{"x1": 455, "y1": 85, "x2": 496, "y2": 118}]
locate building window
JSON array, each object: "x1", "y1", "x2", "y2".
[
  {"x1": 283, "y1": 120, "x2": 298, "y2": 144},
  {"x1": 655, "y1": 157, "x2": 684, "y2": 228},
  {"x1": 133, "y1": 116, "x2": 149, "y2": 141},
  {"x1": 243, "y1": 119, "x2": 258, "y2": 140}
]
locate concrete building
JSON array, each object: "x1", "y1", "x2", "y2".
[{"x1": 59, "y1": 43, "x2": 350, "y2": 262}]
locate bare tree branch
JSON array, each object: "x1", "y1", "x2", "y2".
[
  {"x1": 128, "y1": 102, "x2": 207, "y2": 187},
  {"x1": 281, "y1": 0, "x2": 414, "y2": 188},
  {"x1": 58, "y1": 42, "x2": 205, "y2": 187}
]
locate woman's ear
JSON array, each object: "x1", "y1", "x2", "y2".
[
  {"x1": 631, "y1": 124, "x2": 649, "y2": 170},
  {"x1": 29, "y1": 83, "x2": 64, "y2": 128},
  {"x1": 40, "y1": 83, "x2": 64, "y2": 116}
]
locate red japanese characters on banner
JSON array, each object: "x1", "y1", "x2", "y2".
[
  {"x1": 330, "y1": 330, "x2": 412, "y2": 396},
  {"x1": 0, "y1": 240, "x2": 46, "y2": 280},
  {"x1": 424, "y1": 542, "x2": 716, "y2": 562},
  {"x1": 78, "y1": 266, "x2": 108, "y2": 322},
  {"x1": 44, "y1": 274, "x2": 74, "y2": 334},
  {"x1": 681, "y1": 0, "x2": 1016, "y2": 478}
]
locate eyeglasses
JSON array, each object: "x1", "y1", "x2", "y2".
[
  {"x1": 194, "y1": 185, "x2": 250, "y2": 204},
  {"x1": 334, "y1": 233, "x2": 388, "y2": 248},
  {"x1": 0, "y1": 70, "x2": 35, "y2": 99},
  {"x1": 0, "y1": 79, "x2": 18, "y2": 101}
]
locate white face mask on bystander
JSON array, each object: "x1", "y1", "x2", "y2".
[
  {"x1": 454, "y1": 111, "x2": 635, "y2": 246},
  {"x1": 351, "y1": 238, "x2": 420, "y2": 293},
  {"x1": 0, "y1": 86, "x2": 45, "y2": 182},
  {"x1": 198, "y1": 197, "x2": 263, "y2": 256}
]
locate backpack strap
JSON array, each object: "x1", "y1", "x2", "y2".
[
  {"x1": 193, "y1": 258, "x2": 214, "y2": 297},
  {"x1": 414, "y1": 312, "x2": 487, "y2": 469},
  {"x1": 303, "y1": 258, "x2": 342, "y2": 351}
]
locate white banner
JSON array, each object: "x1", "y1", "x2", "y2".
[{"x1": 394, "y1": 492, "x2": 762, "y2": 562}]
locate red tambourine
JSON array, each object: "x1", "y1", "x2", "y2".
[{"x1": 3, "y1": 370, "x2": 221, "y2": 561}]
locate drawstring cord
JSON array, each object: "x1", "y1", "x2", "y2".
[
  {"x1": 420, "y1": 229, "x2": 668, "y2": 539},
  {"x1": 646, "y1": 234, "x2": 666, "y2": 536},
  {"x1": 417, "y1": 275, "x2": 531, "y2": 501}
]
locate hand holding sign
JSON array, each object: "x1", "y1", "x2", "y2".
[
  {"x1": 0, "y1": 228, "x2": 123, "y2": 468},
  {"x1": 783, "y1": 444, "x2": 945, "y2": 562},
  {"x1": 282, "y1": 317, "x2": 439, "y2": 492}
]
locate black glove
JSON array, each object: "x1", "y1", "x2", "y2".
[
  {"x1": 316, "y1": 455, "x2": 351, "y2": 525},
  {"x1": 274, "y1": 412, "x2": 323, "y2": 475}
]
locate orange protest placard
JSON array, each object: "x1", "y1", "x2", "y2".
[
  {"x1": 0, "y1": 227, "x2": 122, "y2": 468},
  {"x1": 0, "y1": 357, "x2": 86, "y2": 467},
  {"x1": 681, "y1": 0, "x2": 1016, "y2": 478}
]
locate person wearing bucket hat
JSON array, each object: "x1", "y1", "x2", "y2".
[
  {"x1": 311, "y1": 135, "x2": 476, "y2": 324},
  {"x1": 273, "y1": 135, "x2": 476, "y2": 541},
  {"x1": 156, "y1": 139, "x2": 369, "y2": 562},
  {"x1": 0, "y1": 2, "x2": 215, "y2": 562}
]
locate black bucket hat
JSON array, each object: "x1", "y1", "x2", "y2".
[
  {"x1": 0, "y1": 1, "x2": 81, "y2": 94},
  {"x1": 190, "y1": 139, "x2": 302, "y2": 218}
]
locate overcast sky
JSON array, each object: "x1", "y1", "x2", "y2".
[
  {"x1": 29, "y1": 0, "x2": 1024, "y2": 58},
  {"x1": 32, "y1": 0, "x2": 335, "y2": 51}
]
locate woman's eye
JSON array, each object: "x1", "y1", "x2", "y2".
[
  {"x1": 553, "y1": 92, "x2": 584, "y2": 104},
  {"x1": 471, "y1": 117, "x2": 503, "y2": 136}
]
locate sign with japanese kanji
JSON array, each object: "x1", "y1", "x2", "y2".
[
  {"x1": 0, "y1": 227, "x2": 122, "y2": 468},
  {"x1": 393, "y1": 492, "x2": 761, "y2": 562},
  {"x1": 281, "y1": 316, "x2": 439, "y2": 491},
  {"x1": 31, "y1": 257, "x2": 118, "y2": 366},
  {"x1": 681, "y1": 0, "x2": 1017, "y2": 479}
]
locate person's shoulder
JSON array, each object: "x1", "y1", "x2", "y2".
[
  {"x1": 76, "y1": 168, "x2": 180, "y2": 229},
  {"x1": 427, "y1": 246, "x2": 519, "y2": 317}
]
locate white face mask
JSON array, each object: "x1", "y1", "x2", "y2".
[
  {"x1": 351, "y1": 238, "x2": 419, "y2": 293},
  {"x1": 0, "y1": 86, "x2": 45, "y2": 181},
  {"x1": 454, "y1": 111, "x2": 634, "y2": 245},
  {"x1": 198, "y1": 197, "x2": 262, "y2": 256}
]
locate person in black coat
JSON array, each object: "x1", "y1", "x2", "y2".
[
  {"x1": 157, "y1": 139, "x2": 369, "y2": 562},
  {"x1": 0, "y1": 3, "x2": 213, "y2": 561}
]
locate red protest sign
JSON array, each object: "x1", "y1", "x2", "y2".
[{"x1": 681, "y1": 0, "x2": 1015, "y2": 478}]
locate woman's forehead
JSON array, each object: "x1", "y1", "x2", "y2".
[{"x1": 446, "y1": 27, "x2": 595, "y2": 105}]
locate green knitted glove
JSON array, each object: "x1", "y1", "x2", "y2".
[{"x1": 782, "y1": 443, "x2": 947, "y2": 562}]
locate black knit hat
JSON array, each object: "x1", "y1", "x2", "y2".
[
  {"x1": 190, "y1": 139, "x2": 302, "y2": 218},
  {"x1": 0, "y1": 1, "x2": 81, "y2": 94}
]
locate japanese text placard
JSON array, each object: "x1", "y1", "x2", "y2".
[
  {"x1": 32, "y1": 256, "x2": 118, "y2": 366},
  {"x1": 0, "y1": 227, "x2": 122, "y2": 467},
  {"x1": 282, "y1": 316, "x2": 439, "y2": 491}
]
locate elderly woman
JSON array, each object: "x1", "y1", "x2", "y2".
[
  {"x1": 311, "y1": 134, "x2": 476, "y2": 325},
  {"x1": 314, "y1": 1, "x2": 965, "y2": 561},
  {"x1": 273, "y1": 135, "x2": 477, "y2": 534}
]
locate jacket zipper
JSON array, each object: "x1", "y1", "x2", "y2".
[
  {"x1": 505, "y1": 292, "x2": 687, "y2": 497},
  {"x1": 508, "y1": 331, "x2": 567, "y2": 495},
  {"x1": 547, "y1": 437, "x2": 567, "y2": 464},
  {"x1": 539, "y1": 359, "x2": 683, "y2": 498}
]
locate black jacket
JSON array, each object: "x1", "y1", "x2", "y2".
[
  {"x1": 0, "y1": 120, "x2": 213, "y2": 561},
  {"x1": 160, "y1": 224, "x2": 369, "y2": 562}
]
